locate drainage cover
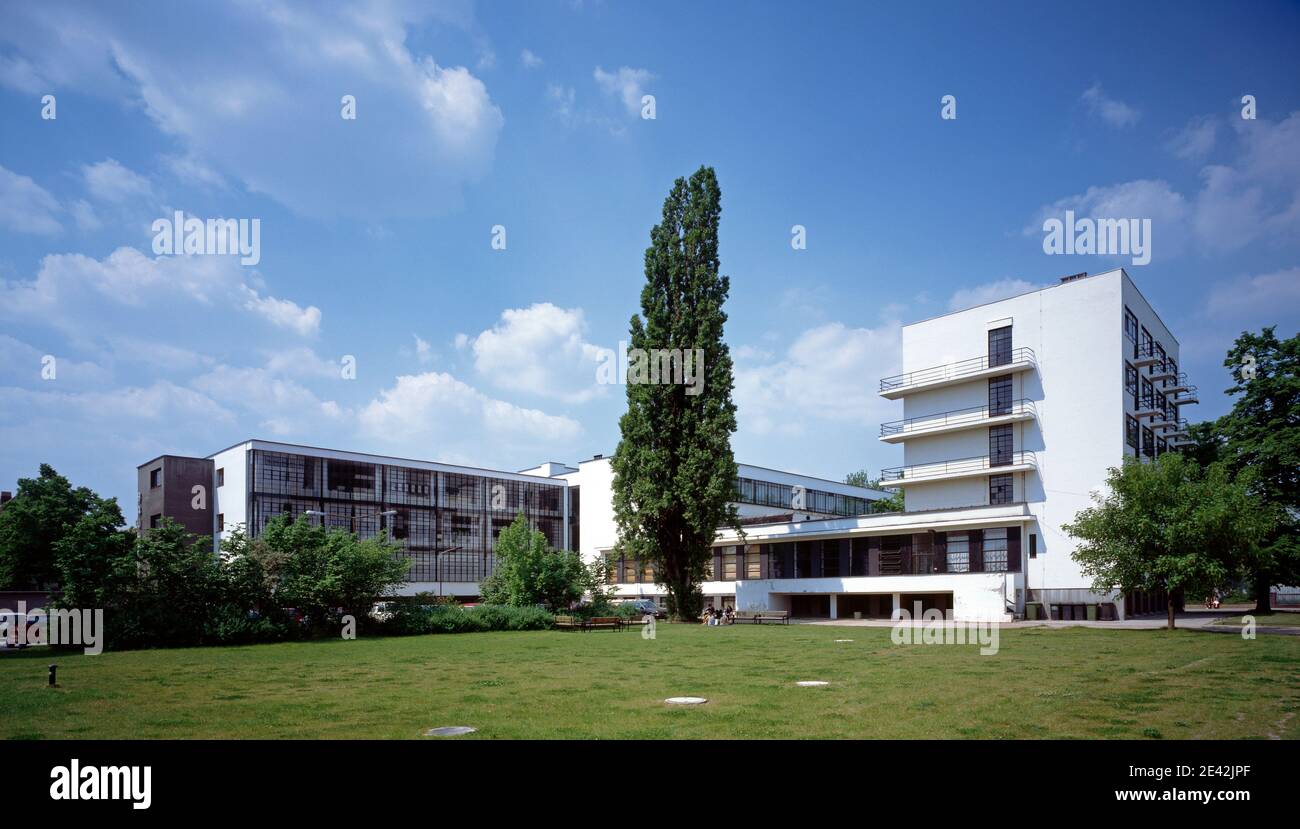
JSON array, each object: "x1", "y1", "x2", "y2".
[
  {"x1": 664, "y1": 696, "x2": 708, "y2": 705},
  {"x1": 796, "y1": 681, "x2": 830, "y2": 687},
  {"x1": 424, "y1": 726, "x2": 477, "y2": 737}
]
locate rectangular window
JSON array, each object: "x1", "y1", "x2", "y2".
[
  {"x1": 1167, "y1": 358, "x2": 1177, "y2": 380},
  {"x1": 149, "y1": 513, "x2": 162, "y2": 528},
  {"x1": 1029, "y1": 534, "x2": 1037, "y2": 559},
  {"x1": 1142, "y1": 426, "x2": 1155, "y2": 458},
  {"x1": 1125, "y1": 363, "x2": 1137, "y2": 397},
  {"x1": 1124, "y1": 308, "x2": 1138, "y2": 343},
  {"x1": 822, "y1": 542, "x2": 841, "y2": 577},
  {"x1": 989, "y1": 424, "x2": 1014, "y2": 466},
  {"x1": 1126, "y1": 415, "x2": 1139, "y2": 450},
  {"x1": 946, "y1": 532, "x2": 970, "y2": 573},
  {"x1": 988, "y1": 326, "x2": 1012, "y2": 367},
  {"x1": 983, "y1": 528, "x2": 1009, "y2": 572},
  {"x1": 1141, "y1": 377, "x2": 1154, "y2": 410},
  {"x1": 989, "y1": 473, "x2": 1013, "y2": 505},
  {"x1": 217, "y1": 513, "x2": 224, "y2": 530},
  {"x1": 216, "y1": 467, "x2": 224, "y2": 487},
  {"x1": 150, "y1": 468, "x2": 162, "y2": 488},
  {"x1": 721, "y1": 546, "x2": 738, "y2": 580},
  {"x1": 621, "y1": 558, "x2": 638, "y2": 584},
  {"x1": 795, "y1": 542, "x2": 813, "y2": 578},
  {"x1": 1155, "y1": 343, "x2": 1166, "y2": 373},
  {"x1": 1140, "y1": 326, "x2": 1153, "y2": 359},
  {"x1": 988, "y1": 374, "x2": 1013, "y2": 416},
  {"x1": 745, "y1": 545, "x2": 762, "y2": 579},
  {"x1": 850, "y1": 538, "x2": 869, "y2": 576},
  {"x1": 1157, "y1": 437, "x2": 1168, "y2": 455}
]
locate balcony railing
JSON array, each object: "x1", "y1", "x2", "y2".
[
  {"x1": 1173, "y1": 384, "x2": 1199, "y2": 404},
  {"x1": 880, "y1": 399, "x2": 1037, "y2": 437},
  {"x1": 1159, "y1": 417, "x2": 1190, "y2": 436},
  {"x1": 881, "y1": 451, "x2": 1037, "y2": 482},
  {"x1": 879, "y1": 347, "x2": 1036, "y2": 393},
  {"x1": 1133, "y1": 342, "x2": 1162, "y2": 367},
  {"x1": 1164, "y1": 372, "x2": 1191, "y2": 393}
]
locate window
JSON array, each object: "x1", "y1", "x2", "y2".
[
  {"x1": 795, "y1": 542, "x2": 813, "y2": 578},
  {"x1": 1140, "y1": 326, "x2": 1152, "y2": 359},
  {"x1": 1124, "y1": 308, "x2": 1138, "y2": 343},
  {"x1": 822, "y1": 542, "x2": 841, "y2": 577},
  {"x1": 983, "y1": 528, "x2": 1009, "y2": 572},
  {"x1": 1029, "y1": 534, "x2": 1037, "y2": 559},
  {"x1": 1155, "y1": 343, "x2": 1166, "y2": 374},
  {"x1": 1126, "y1": 415, "x2": 1139, "y2": 450},
  {"x1": 989, "y1": 424, "x2": 1014, "y2": 466},
  {"x1": 721, "y1": 546, "x2": 738, "y2": 580},
  {"x1": 621, "y1": 558, "x2": 638, "y2": 584},
  {"x1": 989, "y1": 473, "x2": 1013, "y2": 505},
  {"x1": 1125, "y1": 363, "x2": 1138, "y2": 398},
  {"x1": 1141, "y1": 377, "x2": 1154, "y2": 410},
  {"x1": 1142, "y1": 426, "x2": 1155, "y2": 458},
  {"x1": 149, "y1": 513, "x2": 162, "y2": 528},
  {"x1": 216, "y1": 467, "x2": 224, "y2": 487},
  {"x1": 988, "y1": 375, "x2": 1013, "y2": 416},
  {"x1": 149, "y1": 468, "x2": 162, "y2": 488},
  {"x1": 988, "y1": 326, "x2": 1012, "y2": 367},
  {"x1": 946, "y1": 532, "x2": 970, "y2": 572},
  {"x1": 217, "y1": 513, "x2": 224, "y2": 531},
  {"x1": 745, "y1": 545, "x2": 762, "y2": 579},
  {"x1": 850, "y1": 538, "x2": 869, "y2": 576},
  {"x1": 1157, "y1": 437, "x2": 1168, "y2": 456},
  {"x1": 1167, "y1": 358, "x2": 1178, "y2": 380}
]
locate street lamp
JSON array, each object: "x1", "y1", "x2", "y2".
[{"x1": 304, "y1": 509, "x2": 325, "y2": 525}]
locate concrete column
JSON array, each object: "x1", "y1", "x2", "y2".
[
  {"x1": 891, "y1": 592, "x2": 901, "y2": 618},
  {"x1": 829, "y1": 594, "x2": 838, "y2": 620}
]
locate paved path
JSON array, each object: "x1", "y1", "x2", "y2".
[{"x1": 797, "y1": 607, "x2": 1300, "y2": 634}]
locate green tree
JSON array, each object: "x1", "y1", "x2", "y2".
[
  {"x1": 1207, "y1": 327, "x2": 1300, "y2": 612},
  {"x1": 51, "y1": 498, "x2": 134, "y2": 609},
  {"x1": 480, "y1": 511, "x2": 586, "y2": 610},
  {"x1": 1064, "y1": 454, "x2": 1274, "y2": 629},
  {"x1": 0, "y1": 464, "x2": 120, "y2": 589},
  {"x1": 223, "y1": 515, "x2": 410, "y2": 634},
  {"x1": 611, "y1": 166, "x2": 741, "y2": 621},
  {"x1": 844, "y1": 469, "x2": 904, "y2": 512}
]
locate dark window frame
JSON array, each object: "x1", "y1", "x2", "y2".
[
  {"x1": 989, "y1": 473, "x2": 1014, "y2": 505},
  {"x1": 988, "y1": 325, "x2": 1013, "y2": 368}
]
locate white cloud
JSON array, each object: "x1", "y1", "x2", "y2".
[
  {"x1": 0, "y1": 165, "x2": 61, "y2": 234},
  {"x1": 82, "y1": 158, "x2": 152, "y2": 203},
  {"x1": 69, "y1": 199, "x2": 101, "y2": 232},
  {"x1": 734, "y1": 320, "x2": 902, "y2": 439},
  {"x1": 1027, "y1": 179, "x2": 1192, "y2": 260},
  {"x1": 547, "y1": 83, "x2": 577, "y2": 124},
  {"x1": 163, "y1": 154, "x2": 227, "y2": 189},
  {"x1": 414, "y1": 334, "x2": 433, "y2": 363},
  {"x1": 1168, "y1": 115, "x2": 1218, "y2": 160},
  {"x1": 240, "y1": 287, "x2": 322, "y2": 337},
  {"x1": 0, "y1": 2, "x2": 504, "y2": 219},
  {"x1": 1203, "y1": 267, "x2": 1300, "y2": 321},
  {"x1": 520, "y1": 49, "x2": 543, "y2": 69},
  {"x1": 358, "y1": 371, "x2": 582, "y2": 460},
  {"x1": 465, "y1": 302, "x2": 606, "y2": 402},
  {"x1": 191, "y1": 364, "x2": 342, "y2": 436},
  {"x1": 594, "y1": 66, "x2": 653, "y2": 117},
  {"x1": 1081, "y1": 83, "x2": 1140, "y2": 128},
  {"x1": 947, "y1": 279, "x2": 1040, "y2": 312}
]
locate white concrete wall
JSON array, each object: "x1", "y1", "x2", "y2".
[
  {"x1": 210, "y1": 442, "x2": 250, "y2": 547},
  {"x1": 898, "y1": 269, "x2": 1146, "y2": 594},
  {"x1": 734, "y1": 573, "x2": 1013, "y2": 621}
]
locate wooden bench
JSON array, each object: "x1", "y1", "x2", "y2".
[
  {"x1": 553, "y1": 615, "x2": 582, "y2": 630},
  {"x1": 618, "y1": 616, "x2": 650, "y2": 631},
  {"x1": 583, "y1": 616, "x2": 621, "y2": 631},
  {"x1": 733, "y1": 610, "x2": 790, "y2": 625}
]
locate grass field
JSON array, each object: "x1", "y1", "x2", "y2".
[
  {"x1": 2, "y1": 624, "x2": 1297, "y2": 739},
  {"x1": 1212, "y1": 612, "x2": 1300, "y2": 627}
]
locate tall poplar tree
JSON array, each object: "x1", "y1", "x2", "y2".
[{"x1": 611, "y1": 166, "x2": 740, "y2": 621}]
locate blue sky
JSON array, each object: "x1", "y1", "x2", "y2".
[{"x1": 1, "y1": 0, "x2": 1298, "y2": 511}]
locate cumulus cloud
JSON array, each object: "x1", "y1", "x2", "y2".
[
  {"x1": 1027, "y1": 179, "x2": 1192, "y2": 261},
  {"x1": 82, "y1": 158, "x2": 153, "y2": 203},
  {"x1": 464, "y1": 302, "x2": 606, "y2": 402},
  {"x1": 0, "y1": 164, "x2": 61, "y2": 234},
  {"x1": 240, "y1": 287, "x2": 322, "y2": 337},
  {"x1": 947, "y1": 279, "x2": 1040, "y2": 312},
  {"x1": 1203, "y1": 267, "x2": 1300, "y2": 321},
  {"x1": 1081, "y1": 83, "x2": 1140, "y2": 128},
  {"x1": 520, "y1": 48, "x2": 543, "y2": 69},
  {"x1": 1167, "y1": 115, "x2": 1219, "y2": 160},
  {"x1": 0, "y1": 2, "x2": 504, "y2": 219},
  {"x1": 594, "y1": 66, "x2": 654, "y2": 116}
]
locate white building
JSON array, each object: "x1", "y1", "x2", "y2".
[{"x1": 559, "y1": 268, "x2": 1192, "y2": 621}]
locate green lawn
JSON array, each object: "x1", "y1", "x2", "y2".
[
  {"x1": 1212, "y1": 612, "x2": 1300, "y2": 627},
  {"x1": 2, "y1": 624, "x2": 1297, "y2": 739}
]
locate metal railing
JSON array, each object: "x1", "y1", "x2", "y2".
[
  {"x1": 880, "y1": 399, "x2": 1036, "y2": 437},
  {"x1": 1164, "y1": 372, "x2": 1191, "y2": 392},
  {"x1": 879, "y1": 347, "x2": 1036, "y2": 392},
  {"x1": 880, "y1": 450, "x2": 1037, "y2": 482}
]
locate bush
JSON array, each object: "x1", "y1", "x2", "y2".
[{"x1": 379, "y1": 603, "x2": 554, "y2": 635}]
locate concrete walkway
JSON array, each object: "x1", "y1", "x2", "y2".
[{"x1": 796, "y1": 605, "x2": 1300, "y2": 634}]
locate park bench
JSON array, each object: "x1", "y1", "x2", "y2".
[
  {"x1": 584, "y1": 616, "x2": 621, "y2": 631},
  {"x1": 553, "y1": 615, "x2": 582, "y2": 631},
  {"x1": 618, "y1": 616, "x2": 650, "y2": 631},
  {"x1": 733, "y1": 610, "x2": 790, "y2": 625}
]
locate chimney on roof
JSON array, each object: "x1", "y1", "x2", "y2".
[
  {"x1": 593, "y1": 454, "x2": 603, "y2": 460},
  {"x1": 1059, "y1": 272, "x2": 1089, "y2": 284}
]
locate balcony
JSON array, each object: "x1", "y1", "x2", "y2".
[
  {"x1": 1164, "y1": 372, "x2": 1191, "y2": 394},
  {"x1": 879, "y1": 399, "x2": 1037, "y2": 443},
  {"x1": 880, "y1": 451, "x2": 1036, "y2": 487},
  {"x1": 879, "y1": 348, "x2": 1036, "y2": 399},
  {"x1": 1133, "y1": 343, "x2": 1162, "y2": 368},
  {"x1": 1173, "y1": 385, "x2": 1199, "y2": 405},
  {"x1": 1148, "y1": 363, "x2": 1176, "y2": 382},
  {"x1": 1160, "y1": 418, "x2": 1190, "y2": 438}
]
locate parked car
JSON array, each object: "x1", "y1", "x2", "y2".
[{"x1": 623, "y1": 599, "x2": 666, "y2": 619}]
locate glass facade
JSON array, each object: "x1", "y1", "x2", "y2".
[
  {"x1": 247, "y1": 449, "x2": 566, "y2": 585},
  {"x1": 733, "y1": 475, "x2": 880, "y2": 515}
]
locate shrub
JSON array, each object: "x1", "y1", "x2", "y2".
[{"x1": 378, "y1": 603, "x2": 553, "y2": 635}]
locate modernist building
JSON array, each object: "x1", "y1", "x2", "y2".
[
  {"x1": 136, "y1": 269, "x2": 1191, "y2": 619},
  {"x1": 138, "y1": 440, "x2": 570, "y2": 598},
  {"x1": 677, "y1": 268, "x2": 1191, "y2": 620}
]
